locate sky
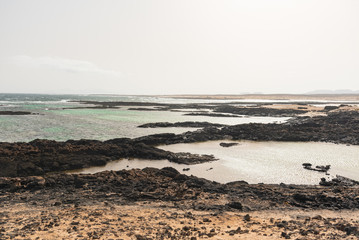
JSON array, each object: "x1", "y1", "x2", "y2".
[{"x1": 0, "y1": 0, "x2": 358, "y2": 95}]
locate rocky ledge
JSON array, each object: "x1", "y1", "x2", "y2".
[
  {"x1": 1, "y1": 167, "x2": 358, "y2": 211},
  {"x1": 138, "y1": 121, "x2": 226, "y2": 128},
  {"x1": 219, "y1": 142, "x2": 239, "y2": 147},
  {"x1": 1, "y1": 164, "x2": 359, "y2": 239},
  {"x1": 0, "y1": 138, "x2": 215, "y2": 177},
  {"x1": 2, "y1": 168, "x2": 359, "y2": 240},
  {"x1": 133, "y1": 110, "x2": 359, "y2": 146},
  {"x1": 213, "y1": 105, "x2": 308, "y2": 117},
  {"x1": 0, "y1": 111, "x2": 37, "y2": 115},
  {"x1": 183, "y1": 112, "x2": 243, "y2": 118}
]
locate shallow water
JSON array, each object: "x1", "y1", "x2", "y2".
[
  {"x1": 0, "y1": 94, "x2": 288, "y2": 142},
  {"x1": 75, "y1": 140, "x2": 359, "y2": 185},
  {"x1": 160, "y1": 141, "x2": 359, "y2": 184},
  {"x1": 2, "y1": 94, "x2": 358, "y2": 185}
]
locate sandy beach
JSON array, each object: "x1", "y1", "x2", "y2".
[{"x1": 2, "y1": 202, "x2": 359, "y2": 240}]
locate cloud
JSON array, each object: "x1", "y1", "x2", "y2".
[{"x1": 9, "y1": 55, "x2": 122, "y2": 78}]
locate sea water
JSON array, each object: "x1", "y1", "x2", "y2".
[
  {"x1": 0, "y1": 93, "x2": 289, "y2": 142},
  {"x1": 1, "y1": 94, "x2": 358, "y2": 185}
]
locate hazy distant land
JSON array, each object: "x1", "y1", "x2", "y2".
[{"x1": 159, "y1": 93, "x2": 359, "y2": 101}]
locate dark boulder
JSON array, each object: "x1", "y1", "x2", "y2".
[{"x1": 219, "y1": 142, "x2": 239, "y2": 147}]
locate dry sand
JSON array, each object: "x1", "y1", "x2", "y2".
[{"x1": 1, "y1": 201, "x2": 359, "y2": 240}]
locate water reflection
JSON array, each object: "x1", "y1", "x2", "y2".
[{"x1": 72, "y1": 140, "x2": 359, "y2": 185}]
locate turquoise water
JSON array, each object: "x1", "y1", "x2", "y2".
[
  {"x1": 2, "y1": 94, "x2": 358, "y2": 184},
  {"x1": 0, "y1": 94, "x2": 289, "y2": 142}
]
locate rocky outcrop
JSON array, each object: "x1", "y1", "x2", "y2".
[
  {"x1": 0, "y1": 111, "x2": 37, "y2": 115},
  {"x1": 1, "y1": 167, "x2": 359, "y2": 211},
  {"x1": 138, "y1": 121, "x2": 226, "y2": 128},
  {"x1": 213, "y1": 105, "x2": 308, "y2": 117},
  {"x1": 0, "y1": 138, "x2": 216, "y2": 177},
  {"x1": 323, "y1": 105, "x2": 340, "y2": 111},
  {"x1": 128, "y1": 107, "x2": 168, "y2": 111},
  {"x1": 134, "y1": 111, "x2": 359, "y2": 146},
  {"x1": 220, "y1": 142, "x2": 239, "y2": 147},
  {"x1": 183, "y1": 112, "x2": 243, "y2": 117},
  {"x1": 302, "y1": 163, "x2": 330, "y2": 173},
  {"x1": 320, "y1": 175, "x2": 359, "y2": 186}
]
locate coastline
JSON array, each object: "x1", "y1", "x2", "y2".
[
  {"x1": 157, "y1": 94, "x2": 359, "y2": 101},
  {"x1": 1, "y1": 98, "x2": 359, "y2": 239},
  {"x1": 1, "y1": 167, "x2": 359, "y2": 239},
  {"x1": 1, "y1": 109, "x2": 359, "y2": 178}
]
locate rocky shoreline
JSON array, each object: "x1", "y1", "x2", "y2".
[
  {"x1": 1, "y1": 104, "x2": 359, "y2": 239},
  {"x1": 1, "y1": 167, "x2": 359, "y2": 239},
  {"x1": 135, "y1": 111, "x2": 359, "y2": 146},
  {"x1": 138, "y1": 121, "x2": 226, "y2": 128},
  {"x1": 1, "y1": 167, "x2": 358, "y2": 210},
  {"x1": 0, "y1": 111, "x2": 37, "y2": 115},
  {"x1": 69, "y1": 100, "x2": 336, "y2": 117},
  {"x1": 1, "y1": 110, "x2": 359, "y2": 178},
  {"x1": 0, "y1": 138, "x2": 216, "y2": 178}
]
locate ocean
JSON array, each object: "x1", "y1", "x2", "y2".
[{"x1": 0, "y1": 93, "x2": 288, "y2": 142}]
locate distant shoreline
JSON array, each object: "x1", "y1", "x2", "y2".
[
  {"x1": 2, "y1": 92, "x2": 359, "y2": 101},
  {"x1": 157, "y1": 94, "x2": 359, "y2": 101}
]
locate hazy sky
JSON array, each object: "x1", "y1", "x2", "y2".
[{"x1": 0, "y1": 0, "x2": 358, "y2": 94}]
